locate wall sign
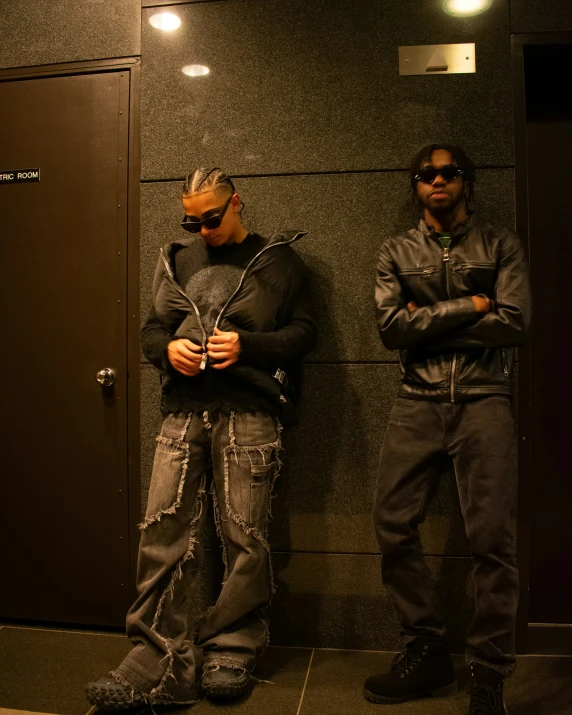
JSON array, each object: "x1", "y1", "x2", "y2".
[
  {"x1": 0, "y1": 168, "x2": 41, "y2": 184},
  {"x1": 399, "y1": 44, "x2": 476, "y2": 75}
]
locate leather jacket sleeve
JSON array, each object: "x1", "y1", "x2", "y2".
[
  {"x1": 375, "y1": 242, "x2": 479, "y2": 350},
  {"x1": 426, "y1": 232, "x2": 531, "y2": 350}
]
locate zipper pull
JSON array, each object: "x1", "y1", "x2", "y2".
[
  {"x1": 200, "y1": 352, "x2": 208, "y2": 370},
  {"x1": 443, "y1": 247, "x2": 450, "y2": 262}
]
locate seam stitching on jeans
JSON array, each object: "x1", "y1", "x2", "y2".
[
  {"x1": 151, "y1": 473, "x2": 207, "y2": 632},
  {"x1": 146, "y1": 472, "x2": 207, "y2": 700},
  {"x1": 211, "y1": 480, "x2": 229, "y2": 582},
  {"x1": 139, "y1": 413, "x2": 193, "y2": 529},
  {"x1": 223, "y1": 412, "x2": 282, "y2": 597}
]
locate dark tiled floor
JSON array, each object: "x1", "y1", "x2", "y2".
[
  {"x1": 0, "y1": 626, "x2": 131, "y2": 715},
  {"x1": 1, "y1": 626, "x2": 571, "y2": 715},
  {"x1": 302, "y1": 650, "x2": 572, "y2": 715}
]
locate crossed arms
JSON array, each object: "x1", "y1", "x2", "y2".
[{"x1": 375, "y1": 232, "x2": 531, "y2": 352}]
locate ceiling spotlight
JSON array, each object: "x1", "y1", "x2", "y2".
[
  {"x1": 149, "y1": 12, "x2": 181, "y2": 31},
  {"x1": 182, "y1": 64, "x2": 210, "y2": 77},
  {"x1": 443, "y1": 0, "x2": 492, "y2": 16}
]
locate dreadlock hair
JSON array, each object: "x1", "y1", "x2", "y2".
[
  {"x1": 409, "y1": 144, "x2": 476, "y2": 214},
  {"x1": 182, "y1": 167, "x2": 245, "y2": 217}
]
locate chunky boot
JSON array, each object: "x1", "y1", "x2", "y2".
[
  {"x1": 364, "y1": 639, "x2": 457, "y2": 704},
  {"x1": 85, "y1": 674, "x2": 199, "y2": 710},
  {"x1": 201, "y1": 664, "x2": 251, "y2": 701},
  {"x1": 469, "y1": 663, "x2": 508, "y2": 714},
  {"x1": 85, "y1": 676, "x2": 147, "y2": 711}
]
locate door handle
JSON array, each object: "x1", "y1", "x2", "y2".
[{"x1": 96, "y1": 368, "x2": 116, "y2": 387}]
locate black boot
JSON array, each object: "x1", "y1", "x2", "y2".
[
  {"x1": 364, "y1": 639, "x2": 457, "y2": 704},
  {"x1": 469, "y1": 663, "x2": 508, "y2": 714}
]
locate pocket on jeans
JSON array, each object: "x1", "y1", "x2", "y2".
[
  {"x1": 226, "y1": 454, "x2": 276, "y2": 527},
  {"x1": 250, "y1": 462, "x2": 276, "y2": 525},
  {"x1": 145, "y1": 435, "x2": 188, "y2": 519}
]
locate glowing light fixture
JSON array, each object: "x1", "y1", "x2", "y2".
[
  {"x1": 443, "y1": 0, "x2": 492, "y2": 16},
  {"x1": 182, "y1": 64, "x2": 210, "y2": 77},
  {"x1": 149, "y1": 12, "x2": 181, "y2": 31}
]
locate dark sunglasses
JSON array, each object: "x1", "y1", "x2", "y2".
[
  {"x1": 180, "y1": 194, "x2": 233, "y2": 233},
  {"x1": 414, "y1": 164, "x2": 464, "y2": 184}
]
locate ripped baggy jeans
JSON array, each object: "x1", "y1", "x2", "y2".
[{"x1": 112, "y1": 410, "x2": 282, "y2": 700}]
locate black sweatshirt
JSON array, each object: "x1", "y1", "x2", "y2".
[{"x1": 142, "y1": 233, "x2": 316, "y2": 416}]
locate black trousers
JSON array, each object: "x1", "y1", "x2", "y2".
[{"x1": 373, "y1": 396, "x2": 518, "y2": 675}]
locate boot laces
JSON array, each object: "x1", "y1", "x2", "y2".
[
  {"x1": 391, "y1": 650, "x2": 423, "y2": 677},
  {"x1": 470, "y1": 683, "x2": 503, "y2": 713}
]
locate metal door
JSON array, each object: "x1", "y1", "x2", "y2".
[
  {"x1": 0, "y1": 70, "x2": 132, "y2": 626},
  {"x1": 525, "y1": 43, "x2": 572, "y2": 625}
]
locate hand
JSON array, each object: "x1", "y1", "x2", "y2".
[
  {"x1": 407, "y1": 301, "x2": 418, "y2": 312},
  {"x1": 207, "y1": 327, "x2": 240, "y2": 370},
  {"x1": 167, "y1": 339, "x2": 204, "y2": 376},
  {"x1": 472, "y1": 295, "x2": 493, "y2": 315}
]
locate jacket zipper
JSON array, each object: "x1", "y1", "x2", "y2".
[
  {"x1": 213, "y1": 232, "x2": 305, "y2": 331},
  {"x1": 160, "y1": 249, "x2": 209, "y2": 370},
  {"x1": 501, "y1": 348, "x2": 508, "y2": 377},
  {"x1": 443, "y1": 246, "x2": 457, "y2": 403}
]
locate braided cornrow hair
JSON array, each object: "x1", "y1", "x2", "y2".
[{"x1": 182, "y1": 167, "x2": 245, "y2": 217}]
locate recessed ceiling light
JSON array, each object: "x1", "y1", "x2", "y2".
[
  {"x1": 443, "y1": 0, "x2": 492, "y2": 16},
  {"x1": 182, "y1": 64, "x2": 210, "y2": 77},
  {"x1": 149, "y1": 12, "x2": 181, "y2": 31}
]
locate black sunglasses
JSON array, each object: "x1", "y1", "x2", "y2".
[
  {"x1": 181, "y1": 194, "x2": 234, "y2": 233},
  {"x1": 414, "y1": 164, "x2": 464, "y2": 184}
]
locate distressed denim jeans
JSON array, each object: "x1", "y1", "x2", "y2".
[
  {"x1": 112, "y1": 410, "x2": 282, "y2": 702},
  {"x1": 373, "y1": 396, "x2": 519, "y2": 676}
]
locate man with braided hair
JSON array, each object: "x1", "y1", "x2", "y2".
[{"x1": 86, "y1": 168, "x2": 316, "y2": 708}]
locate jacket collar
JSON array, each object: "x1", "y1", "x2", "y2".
[
  {"x1": 267, "y1": 230, "x2": 308, "y2": 245},
  {"x1": 418, "y1": 212, "x2": 478, "y2": 240},
  {"x1": 161, "y1": 230, "x2": 308, "y2": 277}
]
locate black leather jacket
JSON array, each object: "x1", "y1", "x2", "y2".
[{"x1": 375, "y1": 215, "x2": 531, "y2": 402}]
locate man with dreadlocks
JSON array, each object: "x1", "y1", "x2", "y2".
[
  {"x1": 86, "y1": 168, "x2": 316, "y2": 709},
  {"x1": 364, "y1": 145, "x2": 531, "y2": 715}
]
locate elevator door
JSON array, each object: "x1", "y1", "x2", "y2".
[
  {"x1": 0, "y1": 71, "x2": 131, "y2": 626},
  {"x1": 525, "y1": 44, "x2": 572, "y2": 624}
]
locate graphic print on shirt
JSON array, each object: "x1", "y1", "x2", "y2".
[{"x1": 185, "y1": 264, "x2": 243, "y2": 335}]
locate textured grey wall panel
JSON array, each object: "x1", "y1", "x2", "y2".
[
  {"x1": 271, "y1": 553, "x2": 474, "y2": 651},
  {"x1": 181, "y1": 551, "x2": 474, "y2": 652},
  {"x1": 0, "y1": 0, "x2": 141, "y2": 69},
  {"x1": 180, "y1": 552, "x2": 473, "y2": 651},
  {"x1": 274, "y1": 364, "x2": 469, "y2": 556},
  {"x1": 141, "y1": 362, "x2": 470, "y2": 555},
  {"x1": 140, "y1": 169, "x2": 515, "y2": 363},
  {"x1": 141, "y1": 0, "x2": 512, "y2": 179},
  {"x1": 511, "y1": 0, "x2": 572, "y2": 33}
]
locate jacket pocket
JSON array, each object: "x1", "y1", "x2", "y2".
[
  {"x1": 452, "y1": 262, "x2": 497, "y2": 296},
  {"x1": 398, "y1": 266, "x2": 437, "y2": 277}
]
